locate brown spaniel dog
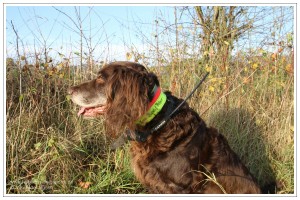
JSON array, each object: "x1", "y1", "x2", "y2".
[{"x1": 68, "y1": 61, "x2": 261, "y2": 194}]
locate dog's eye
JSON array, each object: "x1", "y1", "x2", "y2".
[
  {"x1": 97, "y1": 70, "x2": 109, "y2": 82},
  {"x1": 96, "y1": 74, "x2": 105, "y2": 84},
  {"x1": 97, "y1": 73, "x2": 104, "y2": 80}
]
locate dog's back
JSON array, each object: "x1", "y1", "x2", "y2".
[{"x1": 130, "y1": 94, "x2": 261, "y2": 193}]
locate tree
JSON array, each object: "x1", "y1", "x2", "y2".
[{"x1": 194, "y1": 6, "x2": 253, "y2": 71}]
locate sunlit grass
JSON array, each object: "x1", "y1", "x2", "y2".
[{"x1": 6, "y1": 48, "x2": 294, "y2": 194}]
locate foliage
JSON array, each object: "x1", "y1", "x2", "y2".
[{"x1": 6, "y1": 6, "x2": 294, "y2": 194}]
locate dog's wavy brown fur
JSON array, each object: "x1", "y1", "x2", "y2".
[
  {"x1": 99, "y1": 62, "x2": 160, "y2": 136},
  {"x1": 69, "y1": 61, "x2": 261, "y2": 194}
]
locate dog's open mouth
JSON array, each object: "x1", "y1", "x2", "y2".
[{"x1": 77, "y1": 105, "x2": 107, "y2": 117}]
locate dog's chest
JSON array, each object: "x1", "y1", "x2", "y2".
[{"x1": 130, "y1": 143, "x2": 199, "y2": 192}]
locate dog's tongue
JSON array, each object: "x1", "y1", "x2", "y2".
[
  {"x1": 78, "y1": 107, "x2": 87, "y2": 116},
  {"x1": 77, "y1": 106, "x2": 106, "y2": 117}
]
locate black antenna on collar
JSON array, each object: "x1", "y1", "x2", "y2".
[
  {"x1": 134, "y1": 72, "x2": 210, "y2": 142},
  {"x1": 151, "y1": 72, "x2": 210, "y2": 132}
]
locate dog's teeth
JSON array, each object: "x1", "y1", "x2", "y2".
[
  {"x1": 95, "y1": 106, "x2": 106, "y2": 112},
  {"x1": 77, "y1": 106, "x2": 106, "y2": 117}
]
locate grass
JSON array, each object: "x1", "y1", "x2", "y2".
[
  {"x1": 6, "y1": 115, "x2": 144, "y2": 194},
  {"x1": 205, "y1": 63, "x2": 294, "y2": 194},
  {"x1": 5, "y1": 47, "x2": 294, "y2": 194},
  {"x1": 6, "y1": 68, "x2": 145, "y2": 194}
]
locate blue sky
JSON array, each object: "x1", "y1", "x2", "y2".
[
  {"x1": 5, "y1": 5, "x2": 294, "y2": 65},
  {"x1": 6, "y1": 6, "x2": 175, "y2": 62}
]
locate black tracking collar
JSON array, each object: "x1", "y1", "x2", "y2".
[
  {"x1": 128, "y1": 97, "x2": 176, "y2": 142},
  {"x1": 127, "y1": 72, "x2": 210, "y2": 143}
]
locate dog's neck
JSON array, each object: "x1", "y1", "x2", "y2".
[
  {"x1": 135, "y1": 85, "x2": 167, "y2": 127},
  {"x1": 122, "y1": 72, "x2": 209, "y2": 143},
  {"x1": 128, "y1": 93, "x2": 177, "y2": 142}
]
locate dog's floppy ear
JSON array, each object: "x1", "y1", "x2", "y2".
[{"x1": 104, "y1": 67, "x2": 155, "y2": 136}]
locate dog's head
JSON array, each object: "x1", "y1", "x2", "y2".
[{"x1": 68, "y1": 61, "x2": 160, "y2": 135}]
